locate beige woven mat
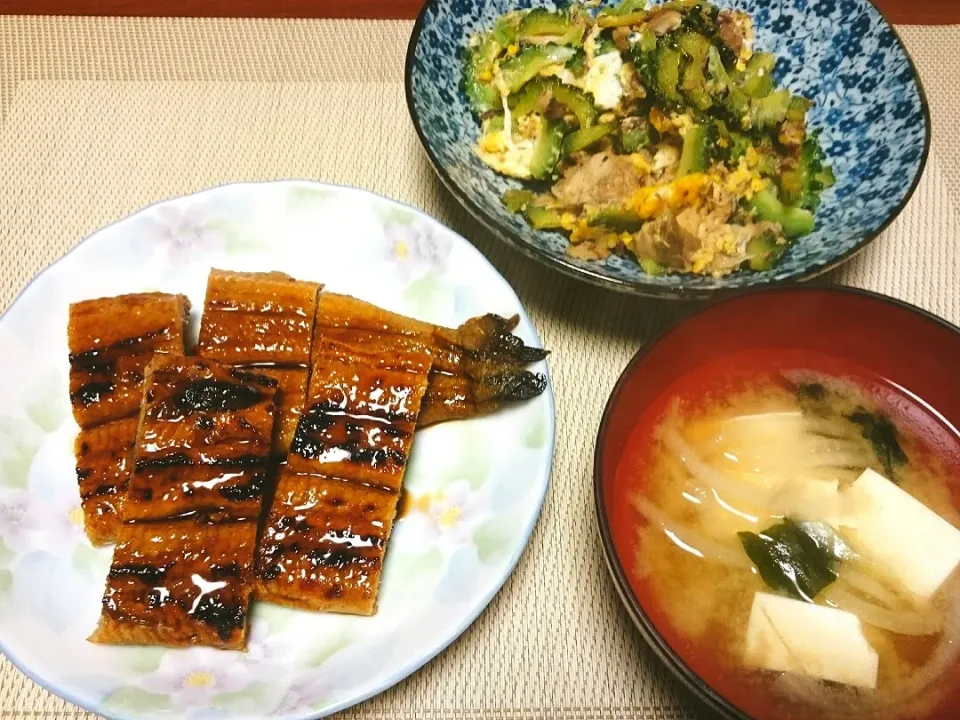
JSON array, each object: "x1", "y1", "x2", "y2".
[{"x1": 0, "y1": 15, "x2": 958, "y2": 720}]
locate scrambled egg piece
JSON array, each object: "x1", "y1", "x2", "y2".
[
  {"x1": 629, "y1": 153, "x2": 653, "y2": 174},
  {"x1": 627, "y1": 174, "x2": 709, "y2": 220},
  {"x1": 540, "y1": 64, "x2": 577, "y2": 85},
  {"x1": 581, "y1": 51, "x2": 624, "y2": 111},
  {"x1": 670, "y1": 113, "x2": 696, "y2": 137},
  {"x1": 583, "y1": 26, "x2": 600, "y2": 60},
  {"x1": 649, "y1": 108, "x2": 671, "y2": 135},
  {"x1": 689, "y1": 230, "x2": 741, "y2": 274},
  {"x1": 717, "y1": 156, "x2": 768, "y2": 199},
  {"x1": 737, "y1": 15, "x2": 755, "y2": 68},
  {"x1": 474, "y1": 114, "x2": 542, "y2": 179},
  {"x1": 652, "y1": 144, "x2": 680, "y2": 173},
  {"x1": 570, "y1": 219, "x2": 619, "y2": 251}
]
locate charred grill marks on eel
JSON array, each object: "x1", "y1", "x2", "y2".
[
  {"x1": 77, "y1": 271, "x2": 549, "y2": 647},
  {"x1": 197, "y1": 269, "x2": 323, "y2": 455},
  {"x1": 89, "y1": 356, "x2": 278, "y2": 649},
  {"x1": 68, "y1": 293, "x2": 190, "y2": 545}
]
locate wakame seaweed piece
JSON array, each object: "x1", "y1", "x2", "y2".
[
  {"x1": 795, "y1": 381, "x2": 827, "y2": 404},
  {"x1": 847, "y1": 408, "x2": 908, "y2": 480},
  {"x1": 798, "y1": 521, "x2": 856, "y2": 562},
  {"x1": 738, "y1": 519, "x2": 838, "y2": 602}
]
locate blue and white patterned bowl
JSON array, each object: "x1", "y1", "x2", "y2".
[{"x1": 405, "y1": 0, "x2": 930, "y2": 299}]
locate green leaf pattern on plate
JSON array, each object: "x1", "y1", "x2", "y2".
[
  {"x1": 374, "y1": 204, "x2": 417, "y2": 227},
  {"x1": 0, "y1": 539, "x2": 13, "y2": 567},
  {"x1": 117, "y1": 646, "x2": 168, "y2": 675},
  {"x1": 209, "y1": 217, "x2": 268, "y2": 256},
  {"x1": 213, "y1": 681, "x2": 276, "y2": 714},
  {"x1": 24, "y1": 370, "x2": 69, "y2": 433},
  {"x1": 380, "y1": 546, "x2": 445, "y2": 606},
  {"x1": 286, "y1": 186, "x2": 335, "y2": 215},
  {"x1": 437, "y1": 426, "x2": 494, "y2": 491},
  {"x1": 302, "y1": 627, "x2": 352, "y2": 668},
  {"x1": 473, "y1": 515, "x2": 521, "y2": 564},
  {"x1": 0, "y1": 416, "x2": 42, "y2": 489},
  {"x1": 72, "y1": 541, "x2": 111, "y2": 579},
  {"x1": 101, "y1": 687, "x2": 172, "y2": 715},
  {"x1": 523, "y1": 415, "x2": 548, "y2": 449}
]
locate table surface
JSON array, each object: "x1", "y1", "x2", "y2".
[
  {"x1": 0, "y1": 0, "x2": 958, "y2": 23},
  {"x1": 1, "y1": 10, "x2": 959, "y2": 720}
]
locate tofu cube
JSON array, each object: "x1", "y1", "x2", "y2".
[
  {"x1": 744, "y1": 592, "x2": 879, "y2": 689},
  {"x1": 839, "y1": 468, "x2": 960, "y2": 600}
]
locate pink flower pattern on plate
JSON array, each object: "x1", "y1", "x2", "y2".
[
  {"x1": 384, "y1": 221, "x2": 452, "y2": 281},
  {"x1": 141, "y1": 204, "x2": 225, "y2": 265},
  {"x1": 140, "y1": 648, "x2": 251, "y2": 708}
]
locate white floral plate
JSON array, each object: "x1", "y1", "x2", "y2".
[{"x1": 0, "y1": 182, "x2": 554, "y2": 719}]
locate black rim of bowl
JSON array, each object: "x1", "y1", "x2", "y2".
[
  {"x1": 592, "y1": 284, "x2": 960, "y2": 718},
  {"x1": 404, "y1": 1, "x2": 932, "y2": 300}
]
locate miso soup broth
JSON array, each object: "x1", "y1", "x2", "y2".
[{"x1": 614, "y1": 349, "x2": 960, "y2": 720}]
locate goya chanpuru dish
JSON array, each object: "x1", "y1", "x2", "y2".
[
  {"x1": 614, "y1": 354, "x2": 960, "y2": 720},
  {"x1": 463, "y1": 1, "x2": 834, "y2": 277}
]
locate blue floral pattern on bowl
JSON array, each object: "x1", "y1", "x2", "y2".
[{"x1": 405, "y1": 0, "x2": 930, "y2": 298}]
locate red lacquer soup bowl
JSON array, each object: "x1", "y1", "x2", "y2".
[{"x1": 594, "y1": 286, "x2": 960, "y2": 720}]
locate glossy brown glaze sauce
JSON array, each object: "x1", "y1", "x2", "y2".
[
  {"x1": 256, "y1": 294, "x2": 433, "y2": 615},
  {"x1": 79, "y1": 274, "x2": 550, "y2": 646},
  {"x1": 90, "y1": 355, "x2": 278, "y2": 649},
  {"x1": 67, "y1": 293, "x2": 190, "y2": 545},
  {"x1": 197, "y1": 269, "x2": 322, "y2": 454},
  {"x1": 256, "y1": 470, "x2": 395, "y2": 612},
  {"x1": 90, "y1": 518, "x2": 258, "y2": 648}
]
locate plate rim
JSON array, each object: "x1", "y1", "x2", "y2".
[
  {"x1": 0, "y1": 179, "x2": 557, "y2": 720},
  {"x1": 403, "y1": 0, "x2": 932, "y2": 300}
]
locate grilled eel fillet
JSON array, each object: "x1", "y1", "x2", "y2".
[
  {"x1": 256, "y1": 296, "x2": 433, "y2": 614},
  {"x1": 68, "y1": 293, "x2": 190, "y2": 545},
  {"x1": 90, "y1": 356, "x2": 278, "y2": 649},
  {"x1": 197, "y1": 269, "x2": 322, "y2": 454},
  {"x1": 310, "y1": 293, "x2": 549, "y2": 427}
]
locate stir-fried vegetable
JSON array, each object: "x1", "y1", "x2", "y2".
[{"x1": 463, "y1": 0, "x2": 834, "y2": 277}]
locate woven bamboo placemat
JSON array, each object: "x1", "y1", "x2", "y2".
[{"x1": 0, "y1": 16, "x2": 958, "y2": 720}]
